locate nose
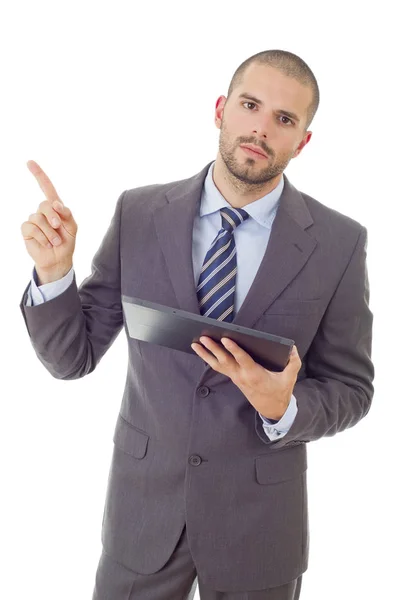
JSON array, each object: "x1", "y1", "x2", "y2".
[
  {"x1": 252, "y1": 124, "x2": 268, "y2": 139},
  {"x1": 251, "y1": 113, "x2": 273, "y2": 139}
]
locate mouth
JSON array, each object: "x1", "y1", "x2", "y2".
[{"x1": 240, "y1": 145, "x2": 268, "y2": 159}]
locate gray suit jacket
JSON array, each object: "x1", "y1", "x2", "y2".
[{"x1": 19, "y1": 161, "x2": 374, "y2": 592}]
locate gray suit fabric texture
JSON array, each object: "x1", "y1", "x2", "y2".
[{"x1": 20, "y1": 160, "x2": 374, "y2": 594}]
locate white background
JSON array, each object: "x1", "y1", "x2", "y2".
[{"x1": 1, "y1": 1, "x2": 399, "y2": 598}]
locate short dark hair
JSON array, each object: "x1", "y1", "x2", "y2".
[{"x1": 226, "y1": 49, "x2": 320, "y2": 132}]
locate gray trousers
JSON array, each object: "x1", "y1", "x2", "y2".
[{"x1": 92, "y1": 525, "x2": 303, "y2": 600}]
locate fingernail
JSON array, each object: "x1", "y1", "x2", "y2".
[
  {"x1": 52, "y1": 236, "x2": 61, "y2": 245},
  {"x1": 52, "y1": 218, "x2": 60, "y2": 227}
]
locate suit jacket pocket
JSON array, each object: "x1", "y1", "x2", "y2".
[
  {"x1": 265, "y1": 298, "x2": 321, "y2": 316},
  {"x1": 255, "y1": 444, "x2": 307, "y2": 484},
  {"x1": 113, "y1": 414, "x2": 149, "y2": 459}
]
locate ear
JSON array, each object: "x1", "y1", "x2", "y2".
[
  {"x1": 293, "y1": 131, "x2": 312, "y2": 158},
  {"x1": 215, "y1": 96, "x2": 227, "y2": 129}
]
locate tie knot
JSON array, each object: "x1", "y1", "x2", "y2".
[{"x1": 220, "y1": 207, "x2": 249, "y2": 234}]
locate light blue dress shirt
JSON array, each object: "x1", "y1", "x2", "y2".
[{"x1": 25, "y1": 161, "x2": 298, "y2": 440}]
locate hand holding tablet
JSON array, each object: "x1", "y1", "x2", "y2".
[{"x1": 121, "y1": 295, "x2": 295, "y2": 372}]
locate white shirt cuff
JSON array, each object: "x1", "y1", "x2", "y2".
[
  {"x1": 258, "y1": 394, "x2": 298, "y2": 440},
  {"x1": 26, "y1": 266, "x2": 75, "y2": 306}
]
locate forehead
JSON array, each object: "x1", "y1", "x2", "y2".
[{"x1": 235, "y1": 62, "x2": 312, "y2": 118}]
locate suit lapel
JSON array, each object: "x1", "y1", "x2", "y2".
[{"x1": 153, "y1": 161, "x2": 317, "y2": 332}]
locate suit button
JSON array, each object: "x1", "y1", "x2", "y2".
[
  {"x1": 189, "y1": 455, "x2": 202, "y2": 466},
  {"x1": 197, "y1": 386, "x2": 210, "y2": 397}
]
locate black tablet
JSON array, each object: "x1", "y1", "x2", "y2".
[{"x1": 121, "y1": 295, "x2": 294, "y2": 372}]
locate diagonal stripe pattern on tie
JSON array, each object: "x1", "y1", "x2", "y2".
[{"x1": 196, "y1": 206, "x2": 250, "y2": 322}]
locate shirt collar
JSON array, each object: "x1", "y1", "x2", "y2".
[{"x1": 200, "y1": 160, "x2": 284, "y2": 228}]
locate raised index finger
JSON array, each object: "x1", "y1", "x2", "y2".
[{"x1": 26, "y1": 160, "x2": 62, "y2": 204}]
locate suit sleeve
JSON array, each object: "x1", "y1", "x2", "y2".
[
  {"x1": 19, "y1": 190, "x2": 126, "y2": 379},
  {"x1": 255, "y1": 225, "x2": 374, "y2": 449}
]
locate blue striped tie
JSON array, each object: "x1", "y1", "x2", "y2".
[{"x1": 196, "y1": 206, "x2": 250, "y2": 322}]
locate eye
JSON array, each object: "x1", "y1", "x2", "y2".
[
  {"x1": 242, "y1": 103, "x2": 294, "y2": 125},
  {"x1": 280, "y1": 115, "x2": 294, "y2": 126},
  {"x1": 242, "y1": 101, "x2": 256, "y2": 110}
]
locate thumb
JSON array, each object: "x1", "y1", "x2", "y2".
[
  {"x1": 52, "y1": 200, "x2": 77, "y2": 236},
  {"x1": 52, "y1": 199, "x2": 64, "y2": 211},
  {"x1": 290, "y1": 345, "x2": 301, "y2": 367},
  {"x1": 288, "y1": 345, "x2": 298, "y2": 363}
]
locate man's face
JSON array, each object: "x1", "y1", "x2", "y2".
[{"x1": 215, "y1": 63, "x2": 313, "y2": 185}]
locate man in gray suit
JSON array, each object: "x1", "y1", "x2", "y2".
[{"x1": 20, "y1": 49, "x2": 374, "y2": 599}]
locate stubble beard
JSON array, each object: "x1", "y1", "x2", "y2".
[{"x1": 218, "y1": 122, "x2": 293, "y2": 192}]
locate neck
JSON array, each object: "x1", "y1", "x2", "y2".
[{"x1": 212, "y1": 155, "x2": 282, "y2": 209}]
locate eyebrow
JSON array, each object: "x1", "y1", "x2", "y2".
[{"x1": 238, "y1": 93, "x2": 301, "y2": 123}]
